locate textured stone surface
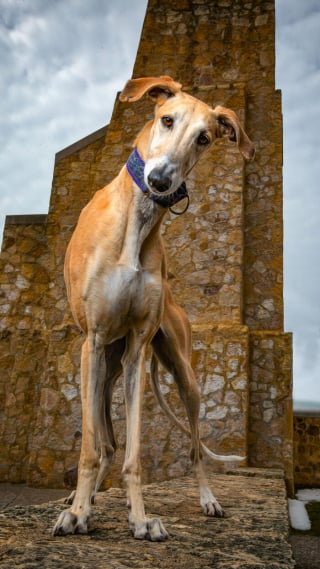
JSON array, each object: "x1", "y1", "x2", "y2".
[
  {"x1": 290, "y1": 536, "x2": 320, "y2": 569},
  {"x1": 0, "y1": 473, "x2": 294, "y2": 568},
  {"x1": 248, "y1": 331, "x2": 294, "y2": 494},
  {"x1": 293, "y1": 414, "x2": 320, "y2": 487},
  {"x1": 133, "y1": 0, "x2": 284, "y2": 331}
]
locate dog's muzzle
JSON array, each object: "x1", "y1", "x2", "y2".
[
  {"x1": 147, "y1": 169, "x2": 172, "y2": 193},
  {"x1": 126, "y1": 148, "x2": 189, "y2": 213}
]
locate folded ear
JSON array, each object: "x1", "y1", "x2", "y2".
[
  {"x1": 119, "y1": 76, "x2": 182, "y2": 104},
  {"x1": 213, "y1": 105, "x2": 255, "y2": 161}
]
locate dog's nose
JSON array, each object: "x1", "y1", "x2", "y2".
[{"x1": 147, "y1": 169, "x2": 171, "y2": 193}]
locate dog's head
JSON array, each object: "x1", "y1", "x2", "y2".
[{"x1": 120, "y1": 76, "x2": 255, "y2": 197}]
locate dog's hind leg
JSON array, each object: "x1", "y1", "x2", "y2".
[
  {"x1": 93, "y1": 338, "x2": 126, "y2": 497},
  {"x1": 152, "y1": 290, "x2": 224, "y2": 518}
]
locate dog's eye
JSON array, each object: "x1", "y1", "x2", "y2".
[
  {"x1": 161, "y1": 116, "x2": 174, "y2": 128},
  {"x1": 197, "y1": 133, "x2": 210, "y2": 146}
]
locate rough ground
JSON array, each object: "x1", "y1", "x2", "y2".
[
  {"x1": 0, "y1": 472, "x2": 294, "y2": 569},
  {"x1": 290, "y1": 535, "x2": 320, "y2": 569}
]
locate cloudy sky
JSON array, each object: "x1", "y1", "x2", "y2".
[{"x1": 0, "y1": 0, "x2": 319, "y2": 406}]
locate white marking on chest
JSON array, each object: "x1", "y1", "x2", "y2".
[{"x1": 103, "y1": 265, "x2": 155, "y2": 317}]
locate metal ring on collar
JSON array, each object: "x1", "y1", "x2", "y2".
[{"x1": 169, "y1": 195, "x2": 190, "y2": 216}]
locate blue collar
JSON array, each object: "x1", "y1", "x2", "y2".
[{"x1": 126, "y1": 148, "x2": 189, "y2": 211}]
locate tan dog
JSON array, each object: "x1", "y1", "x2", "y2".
[{"x1": 53, "y1": 76, "x2": 254, "y2": 541}]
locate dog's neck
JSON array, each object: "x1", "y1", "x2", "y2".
[
  {"x1": 117, "y1": 148, "x2": 188, "y2": 271},
  {"x1": 126, "y1": 148, "x2": 188, "y2": 209}
]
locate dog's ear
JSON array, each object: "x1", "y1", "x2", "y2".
[
  {"x1": 119, "y1": 76, "x2": 182, "y2": 104},
  {"x1": 213, "y1": 105, "x2": 255, "y2": 161}
]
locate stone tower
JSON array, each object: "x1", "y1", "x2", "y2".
[{"x1": 0, "y1": 0, "x2": 293, "y2": 491}]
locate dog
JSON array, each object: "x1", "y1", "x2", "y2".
[{"x1": 53, "y1": 76, "x2": 254, "y2": 541}]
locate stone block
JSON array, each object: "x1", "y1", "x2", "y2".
[{"x1": 248, "y1": 331, "x2": 294, "y2": 494}]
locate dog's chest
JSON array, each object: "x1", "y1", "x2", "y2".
[
  {"x1": 87, "y1": 263, "x2": 162, "y2": 339},
  {"x1": 80, "y1": 192, "x2": 164, "y2": 336},
  {"x1": 105, "y1": 264, "x2": 157, "y2": 308}
]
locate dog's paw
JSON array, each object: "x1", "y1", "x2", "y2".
[
  {"x1": 53, "y1": 509, "x2": 90, "y2": 536},
  {"x1": 201, "y1": 499, "x2": 225, "y2": 518},
  {"x1": 130, "y1": 517, "x2": 169, "y2": 541},
  {"x1": 200, "y1": 487, "x2": 225, "y2": 518}
]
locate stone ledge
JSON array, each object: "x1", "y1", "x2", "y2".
[
  {"x1": 0, "y1": 473, "x2": 294, "y2": 568},
  {"x1": 294, "y1": 410, "x2": 320, "y2": 418},
  {"x1": 226, "y1": 466, "x2": 285, "y2": 479},
  {"x1": 55, "y1": 125, "x2": 108, "y2": 163},
  {"x1": 5, "y1": 214, "x2": 47, "y2": 226}
]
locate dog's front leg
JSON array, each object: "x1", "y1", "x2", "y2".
[
  {"x1": 122, "y1": 333, "x2": 168, "y2": 541},
  {"x1": 53, "y1": 333, "x2": 104, "y2": 535}
]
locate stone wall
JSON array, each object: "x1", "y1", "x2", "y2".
[
  {"x1": 293, "y1": 413, "x2": 320, "y2": 487},
  {"x1": 249, "y1": 332, "x2": 293, "y2": 492},
  {"x1": 133, "y1": 0, "x2": 284, "y2": 331},
  {"x1": 0, "y1": 0, "x2": 294, "y2": 492}
]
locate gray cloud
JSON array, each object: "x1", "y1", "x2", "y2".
[
  {"x1": 0, "y1": 0, "x2": 148, "y2": 228},
  {"x1": 276, "y1": 0, "x2": 320, "y2": 404}
]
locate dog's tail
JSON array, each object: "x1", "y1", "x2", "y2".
[{"x1": 150, "y1": 355, "x2": 245, "y2": 463}]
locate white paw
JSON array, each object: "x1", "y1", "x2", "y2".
[
  {"x1": 201, "y1": 499, "x2": 224, "y2": 517},
  {"x1": 53, "y1": 509, "x2": 90, "y2": 536},
  {"x1": 130, "y1": 517, "x2": 169, "y2": 541},
  {"x1": 200, "y1": 488, "x2": 224, "y2": 518}
]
